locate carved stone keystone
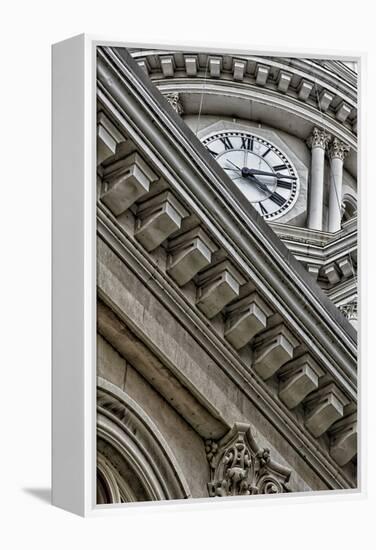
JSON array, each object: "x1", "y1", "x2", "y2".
[
  {"x1": 101, "y1": 152, "x2": 158, "y2": 216},
  {"x1": 134, "y1": 191, "x2": 188, "y2": 251},
  {"x1": 278, "y1": 353, "x2": 324, "y2": 409},
  {"x1": 167, "y1": 226, "x2": 217, "y2": 286},
  {"x1": 329, "y1": 413, "x2": 357, "y2": 466},
  {"x1": 304, "y1": 383, "x2": 350, "y2": 438},
  {"x1": 196, "y1": 260, "x2": 246, "y2": 319},
  {"x1": 224, "y1": 293, "x2": 272, "y2": 350},
  {"x1": 253, "y1": 324, "x2": 299, "y2": 380},
  {"x1": 206, "y1": 422, "x2": 291, "y2": 497}
]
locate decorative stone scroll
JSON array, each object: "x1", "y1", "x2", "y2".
[
  {"x1": 163, "y1": 92, "x2": 184, "y2": 115},
  {"x1": 206, "y1": 423, "x2": 291, "y2": 497}
]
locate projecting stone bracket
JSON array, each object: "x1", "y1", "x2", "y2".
[
  {"x1": 166, "y1": 227, "x2": 218, "y2": 286},
  {"x1": 196, "y1": 260, "x2": 246, "y2": 319},
  {"x1": 101, "y1": 152, "x2": 158, "y2": 216},
  {"x1": 329, "y1": 413, "x2": 357, "y2": 466},
  {"x1": 304, "y1": 383, "x2": 350, "y2": 438},
  {"x1": 224, "y1": 293, "x2": 272, "y2": 350},
  {"x1": 278, "y1": 353, "x2": 324, "y2": 409},
  {"x1": 97, "y1": 112, "x2": 125, "y2": 166},
  {"x1": 134, "y1": 191, "x2": 189, "y2": 251},
  {"x1": 252, "y1": 324, "x2": 299, "y2": 380},
  {"x1": 206, "y1": 423, "x2": 291, "y2": 497}
]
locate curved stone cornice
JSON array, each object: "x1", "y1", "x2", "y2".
[{"x1": 128, "y1": 50, "x2": 357, "y2": 144}]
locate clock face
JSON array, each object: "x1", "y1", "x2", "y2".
[{"x1": 202, "y1": 131, "x2": 299, "y2": 220}]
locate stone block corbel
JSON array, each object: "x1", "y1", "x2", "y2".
[
  {"x1": 304, "y1": 383, "x2": 350, "y2": 438},
  {"x1": 278, "y1": 353, "x2": 324, "y2": 409},
  {"x1": 255, "y1": 64, "x2": 270, "y2": 86},
  {"x1": 252, "y1": 324, "x2": 299, "y2": 380},
  {"x1": 101, "y1": 152, "x2": 158, "y2": 216},
  {"x1": 134, "y1": 191, "x2": 188, "y2": 251},
  {"x1": 224, "y1": 293, "x2": 272, "y2": 350},
  {"x1": 329, "y1": 413, "x2": 357, "y2": 466},
  {"x1": 166, "y1": 227, "x2": 217, "y2": 286},
  {"x1": 196, "y1": 260, "x2": 246, "y2": 319}
]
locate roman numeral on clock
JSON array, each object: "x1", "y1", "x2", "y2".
[
  {"x1": 276, "y1": 179, "x2": 292, "y2": 189},
  {"x1": 206, "y1": 148, "x2": 218, "y2": 157},
  {"x1": 241, "y1": 136, "x2": 253, "y2": 150},
  {"x1": 273, "y1": 164, "x2": 288, "y2": 172},
  {"x1": 269, "y1": 192, "x2": 286, "y2": 207},
  {"x1": 220, "y1": 137, "x2": 233, "y2": 150}
]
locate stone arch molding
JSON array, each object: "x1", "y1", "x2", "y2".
[
  {"x1": 205, "y1": 423, "x2": 291, "y2": 497},
  {"x1": 97, "y1": 377, "x2": 191, "y2": 503}
]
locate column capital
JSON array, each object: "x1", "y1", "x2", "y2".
[
  {"x1": 163, "y1": 92, "x2": 184, "y2": 115},
  {"x1": 306, "y1": 127, "x2": 331, "y2": 150},
  {"x1": 328, "y1": 137, "x2": 350, "y2": 161}
]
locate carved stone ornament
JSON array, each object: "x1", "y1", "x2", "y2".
[
  {"x1": 205, "y1": 423, "x2": 291, "y2": 497},
  {"x1": 163, "y1": 92, "x2": 184, "y2": 115},
  {"x1": 328, "y1": 137, "x2": 350, "y2": 161},
  {"x1": 339, "y1": 300, "x2": 357, "y2": 321},
  {"x1": 306, "y1": 127, "x2": 331, "y2": 150}
]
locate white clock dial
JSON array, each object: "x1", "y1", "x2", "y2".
[{"x1": 202, "y1": 131, "x2": 299, "y2": 220}]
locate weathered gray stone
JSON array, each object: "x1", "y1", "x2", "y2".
[
  {"x1": 279, "y1": 353, "x2": 324, "y2": 409},
  {"x1": 196, "y1": 260, "x2": 245, "y2": 319},
  {"x1": 101, "y1": 152, "x2": 158, "y2": 216},
  {"x1": 135, "y1": 191, "x2": 189, "y2": 251},
  {"x1": 224, "y1": 293, "x2": 272, "y2": 350},
  {"x1": 304, "y1": 383, "x2": 349, "y2": 438},
  {"x1": 253, "y1": 324, "x2": 299, "y2": 380},
  {"x1": 329, "y1": 413, "x2": 357, "y2": 466},
  {"x1": 167, "y1": 226, "x2": 217, "y2": 286}
]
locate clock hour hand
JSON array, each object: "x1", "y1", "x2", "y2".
[{"x1": 244, "y1": 168, "x2": 297, "y2": 180}]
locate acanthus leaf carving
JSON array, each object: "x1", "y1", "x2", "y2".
[{"x1": 205, "y1": 423, "x2": 291, "y2": 497}]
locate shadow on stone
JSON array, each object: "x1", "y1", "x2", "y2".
[{"x1": 23, "y1": 487, "x2": 51, "y2": 504}]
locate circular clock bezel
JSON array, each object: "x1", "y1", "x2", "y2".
[{"x1": 202, "y1": 130, "x2": 300, "y2": 221}]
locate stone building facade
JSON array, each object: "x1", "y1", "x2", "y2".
[{"x1": 96, "y1": 46, "x2": 358, "y2": 504}]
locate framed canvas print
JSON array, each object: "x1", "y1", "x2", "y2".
[{"x1": 52, "y1": 35, "x2": 361, "y2": 516}]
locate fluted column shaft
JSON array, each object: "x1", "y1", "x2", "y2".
[
  {"x1": 307, "y1": 128, "x2": 330, "y2": 231},
  {"x1": 328, "y1": 138, "x2": 350, "y2": 233}
]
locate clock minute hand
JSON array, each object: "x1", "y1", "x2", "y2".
[
  {"x1": 246, "y1": 168, "x2": 297, "y2": 180},
  {"x1": 246, "y1": 173, "x2": 270, "y2": 194}
]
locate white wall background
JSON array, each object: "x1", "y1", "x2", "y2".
[{"x1": 1, "y1": 1, "x2": 374, "y2": 548}]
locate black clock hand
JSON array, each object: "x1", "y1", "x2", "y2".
[
  {"x1": 244, "y1": 168, "x2": 297, "y2": 179},
  {"x1": 246, "y1": 174, "x2": 271, "y2": 194},
  {"x1": 226, "y1": 160, "x2": 242, "y2": 171}
]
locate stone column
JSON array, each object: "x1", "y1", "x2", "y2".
[
  {"x1": 327, "y1": 137, "x2": 350, "y2": 233},
  {"x1": 307, "y1": 128, "x2": 331, "y2": 231}
]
